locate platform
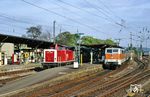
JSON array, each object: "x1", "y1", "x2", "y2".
[{"x1": 0, "y1": 63, "x2": 42, "y2": 72}]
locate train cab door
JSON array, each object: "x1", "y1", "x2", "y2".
[
  {"x1": 45, "y1": 50, "x2": 55, "y2": 62},
  {"x1": 105, "y1": 49, "x2": 112, "y2": 60}
]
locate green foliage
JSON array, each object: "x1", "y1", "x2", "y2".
[
  {"x1": 56, "y1": 32, "x2": 78, "y2": 46},
  {"x1": 81, "y1": 36, "x2": 104, "y2": 45},
  {"x1": 104, "y1": 39, "x2": 116, "y2": 45},
  {"x1": 56, "y1": 31, "x2": 116, "y2": 46},
  {"x1": 26, "y1": 25, "x2": 42, "y2": 39}
]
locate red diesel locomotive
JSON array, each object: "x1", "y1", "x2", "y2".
[{"x1": 42, "y1": 44, "x2": 74, "y2": 68}]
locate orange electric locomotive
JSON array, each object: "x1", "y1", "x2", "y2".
[{"x1": 102, "y1": 47, "x2": 128, "y2": 70}]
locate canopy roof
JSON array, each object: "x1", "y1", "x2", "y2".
[{"x1": 0, "y1": 33, "x2": 53, "y2": 48}]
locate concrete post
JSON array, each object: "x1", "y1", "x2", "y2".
[
  {"x1": 90, "y1": 51, "x2": 93, "y2": 64},
  {"x1": 4, "y1": 54, "x2": 7, "y2": 65},
  {"x1": 0, "y1": 52, "x2": 1, "y2": 66},
  {"x1": 80, "y1": 54, "x2": 83, "y2": 66},
  {"x1": 0, "y1": 44, "x2": 2, "y2": 66},
  {"x1": 130, "y1": 52, "x2": 133, "y2": 60},
  {"x1": 140, "y1": 52, "x2": 143, "y2": 60}
]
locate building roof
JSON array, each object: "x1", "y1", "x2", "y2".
[{"x1": 0, "y1": 34, "x2": 53, "y2": 48}]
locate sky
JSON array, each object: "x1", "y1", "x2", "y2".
[{"x1": 0, "y1": 0, "x2": 150, "y2": 47}]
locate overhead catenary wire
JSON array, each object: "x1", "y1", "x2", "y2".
[
  {"x1": 94, "y1": 0, "x2": 116, "y2": 17},
  {"x1": 0, "y1": 17, "x2": 27, "y2": 35},
  {"x1": 0, "y1": 13, "x2": 71, "y2": 39},
  {"x1": 0, "y1": 12, "x2": 51, "y2": 28},
  {"x1": 102, "y1": 7, "x2": 146, "y2": 34},
  {"x1": 56, "y1": 0, "x2": 127, "y2": 37},
  {"x1": 58, "y1": 0, "x2": 125, "y2": 29},
  {"x1": 0, "y1": 26, "x2": 25, "y2": 35},
  {"x1": 50, "y1": 1, "x2": 106, "y2": 30},
  {"x1": 87, "y1": 0, "x2": 127, "y2": 29},
  {"x1": 84, "y1": 0, "x2": 125, "y2": 28},
  {"x1": 57, "y1": 0, "x2": 115, "y2": 23},
  {"x1": 50, "y1": 1, "x2": 85, "y2": 31},
  {"x1": 0, "y1": 14, "x2": 34, "y2": 25},
  {"x1": 21, "y1": 0, "x2": 108, "y2": 36},
  {"x1": 97, "y1": 0, "x2": 123, "y2": 20},
  {"x1": 86, "y1": 0, "x2": 130, "y2": 43},
  {"x1": 0, "y1": 13, "x2": 53, "y2": 36},
  {"x1": 0, "y1": 22, "x2": 26, "y2": 29},
  {"x1": 96, "y1": 0, "x2": 128, "y2": 32},
  {"x1": 84, "y1": 0, "x2": 117, "y2": 23},
  {"x1": 56, "y1": 23, "x2": 69, "y2": 32},
  {"x1": 56, "y1": 0, "x2": 148, "y2": 45}
]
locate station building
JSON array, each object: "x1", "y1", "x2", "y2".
[
  {"x1": 0, "y1": 43, "x2": 14, "y2": 66},
  {"x1": 0, "y1": 33, "x2": 53, "y2": 66}
]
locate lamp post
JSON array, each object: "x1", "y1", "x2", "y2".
[
  {"x1": 77, "y1": 32, "x2": 84, "y2": 64},
  {"x1": 146, "y1": 36, "x2": 149, "y2": 51},
  {"x1": 53, "y1": 20, "x2": 56, "y2": 44}
]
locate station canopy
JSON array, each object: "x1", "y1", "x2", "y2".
[{"x1": 0, "y1": 33, "x2": 53, "y2": 49}]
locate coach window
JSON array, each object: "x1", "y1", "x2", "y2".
[
  {"x1": 107, "y1": 49, "x2": 112, "y2": 53},
  {"x1": 121, "y1": 50, "x2": 124, "y2": 54},
  {"x1": 113, "y1": 49, "x2": 118, "y2": 53}
]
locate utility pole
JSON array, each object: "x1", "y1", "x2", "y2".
[
  {"x1": 138, "y1": 30, "x2": 144, "y2": 60},
  {"x1": 115, "y1": 38, "x2": 121, "y2": 46},
  {"x1": 130, "y1": 32, "x2": 133, "y2": 49},
  {"x1": 76, "y1": 28, "x2": 84, "y2": 65},
  {"x1": 59, "y1": 26, "x2": 62, "y2": 34},
  {"x1": 53, "y1": 20, "x2": 56, "y2": 44},
  {"x1": 47, "y1": 32, "x2": 51, "y2": 42},
  {"x1": 77, "y1": 29, "x2": 80, "y2": 64},
  {"x1": 118, "y1": 19, "x2": 126, "y2": 33},
  {"x1": 146, "y1": 37, "x2": 149, "y2": 51}
]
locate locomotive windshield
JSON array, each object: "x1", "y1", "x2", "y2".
[
  {"x1": 113, "y1": 49, "x2": 118, "y2": 53},
  {"x1": 107, "y1": 49, "x2": 112, "y2": 53},
  {"x1": 107, "y1": 49, "x2": 118, "y2": 53}
]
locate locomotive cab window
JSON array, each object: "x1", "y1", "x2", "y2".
[
  {"x1": 107, "y1": 49, "x2": 112, "y2": 53},
  {"x1": 113, "y1": 49, "x2": 118, "y2": 53}
]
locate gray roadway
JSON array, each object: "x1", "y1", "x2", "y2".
[{"x1": 0, "y1": 65, "x2": 74, "y2": 95}]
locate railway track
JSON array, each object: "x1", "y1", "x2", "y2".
[
  {"x1": 0, "y1": 69, "x2": 35, "y2": 86},
  {"x1": 49, "y1": 61, "x2": 130, "y2": 97},
  {"x1": 13, "y1": 69, "x2": 107, "y2": 97},
  {"x1": 46, "y1": 59, "x2": 147, "y2": 97},
  {"x1": 11, "y1": 60, "x2": 130, "y2": 97},
  {"x1": 48, "y1": 59, "x2": 143, "y2": 97},
  {"x1": 98, "y1": 70, "x2": 150, "y2": 97},
  {"x1": 75, "y1": 58, "x2": 149, "y2": 97},
  {"x1": 7, "y1": 57, "x2": 149, "y2": 97}
]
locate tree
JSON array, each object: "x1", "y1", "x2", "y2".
[
  {"x1": 26, "y1": 25, "x2": 42, "y2": 39},
  {"x1": 81, "y1": 36, "x2": 104, "y2": 45},
  {"x1": 55, "y1": 32, "x2": 116, "y2": 46},
  {"x1": 38, "y1": 31, "x2": 51, "y2": 41},
  {"x1": 56, "y1": 32, "x2": 76, "y2": 46},
  {"x1": 104, "y1": 39, "x2": 116, "y2": 45}
]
